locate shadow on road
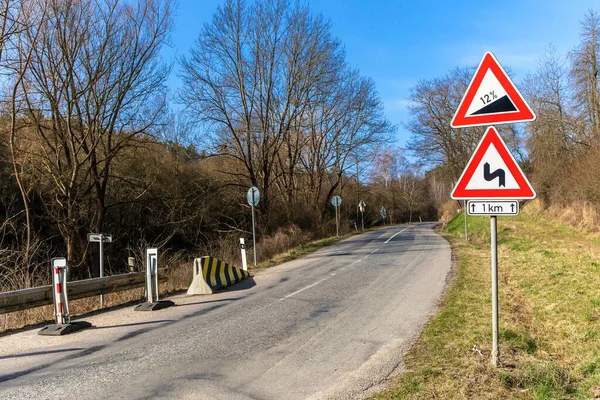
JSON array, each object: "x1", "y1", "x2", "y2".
[
  {"x1": 175, "y1": 298, "x2": 238, "y2": 307},
  {"x1": 0, "y1": 347, "x2": 85, "y2": 360},
  {"x1": 91, "y1": 319, "x2": 175, "y2": 330}
]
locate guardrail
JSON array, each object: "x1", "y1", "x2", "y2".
[{"x1": 0, "y1": 271, "x2": 167, "y2": 314}]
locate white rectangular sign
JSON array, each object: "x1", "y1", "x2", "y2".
[
  {"x1": 87, "y1": 233, "x2": 112, "y2": 243},
  {"x1": 467, "y1": 200, "x2": 519, "y2": 216}
]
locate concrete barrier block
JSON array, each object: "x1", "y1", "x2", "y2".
[{"x1": 187, "y1": 256, "x2": 249, "y2": 295}]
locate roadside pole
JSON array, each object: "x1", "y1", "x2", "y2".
[
  {"x1": 331, "y1": 196, "x2": 342, "y2": 237},
  {"x1": 358, "y1": 200, "x2": 366, "y2": 232},
  {"x1": 335, "y1": 204, "x2": 339, "y2": 237},
  {"x1": 99, "y1": 233, "x2": 104, "y2": 308},
  {"x1": 361, "y1": 209, "x2": 364, "y2": 232},
  {"x1": 87, "y1": 233, "x2": 112, "y2": 309},
  {"x1": 464, "y1": 200, "x2": 468, "y2": 241},
  {"x1": 247, "y1": 186, "x2": 260, "y2": 267},
  {"x1": 491, "y1": 216, "x2": 499, "y2": 366},
  {"x1": 251, "y1": 201, "x2": 257, "y2": 265}
]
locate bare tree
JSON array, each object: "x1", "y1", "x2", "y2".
[
  {"x1": 180, "y1": 0, "x2": 392, "y2": 228},
  {"x1": 570, "y1": 9, "x2": 600, "y2": 138},
  {"x1": 406, "y1": 67, "x2": 522, "y2": 182},
  {"x1": 0, "y1": 0, "x2": 48, "y2": 286},
  {"x1": 16, "y1": 0, "x2": 173, "y2": 277}
]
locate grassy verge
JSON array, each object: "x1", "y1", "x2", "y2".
[{"x1": 372, "y1": 204, "x2": 600, "y2": 399}]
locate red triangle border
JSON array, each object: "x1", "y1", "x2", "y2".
[
  {"x1": 451, "y1": 127, "x2": 536, "y2": 200},
  {"x1": 451, "y1": 52, "x2": 536, "y2": 128}
]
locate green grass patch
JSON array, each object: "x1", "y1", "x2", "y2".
[{"x1": 372, "y1": 208, "x2": 600, "y2": 399}]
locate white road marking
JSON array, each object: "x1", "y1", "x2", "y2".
[
  {"x1": 280, "y1": 227, "x2": 416, "y2": 302},
  {"x1": 385, "y1": 226, "x2": 414, "y2": 244},
  {"x1": 280, "y1": 277, "x2": 330, "y2": 300}
]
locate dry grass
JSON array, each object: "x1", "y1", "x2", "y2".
[{"x1": 372, "y1": 205, "x2": 600, "y2": 399}]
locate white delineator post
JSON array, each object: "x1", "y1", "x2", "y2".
[
  {"x1": 146, "y1": 248, "x2": 159, "y2": 303},
  {"x1": 52, "y1": 258, "x2": 69, "y2": 325},
  {"x1": 240, "y1": 238, "x2": 248, "y2": 271}
]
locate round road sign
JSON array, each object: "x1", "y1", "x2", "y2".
[
  {"x1": 331, "y1": 195, "x2": 342, "y2": 207},
  {"x1": 247, "y1": 186, "x2": 260, "y2": 207}
]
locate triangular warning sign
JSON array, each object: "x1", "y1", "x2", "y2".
[
  {"x1": 451, "y1": 127, "x2": 536, "y2": 200},
  {"x1": 451, "y1": 52, "x2": 536, "y2": 128}
]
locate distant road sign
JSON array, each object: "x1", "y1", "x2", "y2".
[
  {"x1": 331, "y1": 195, "x2": 342, "y2": 207},
  {"x1": 451, "y1": 52, "x2": 535, "y2": 128},
  {"x1": 87, "y1": 233, "x2": 112, "y2": 243},
  {"x1": 467, "y1": 200, "x2": 519, "y2": 216},
  {"x1": 358, "y1": 200, "x2": 366, "y2": 213},
  {"x1": 380, "y1": 206, "x2": 387, "y2": 219},
  {"x1": 451, "y1": 127, "x2": 535, "y2": 200},
  {"x1": 247, "y1": 186, "x2": 260, "y2": 207}
]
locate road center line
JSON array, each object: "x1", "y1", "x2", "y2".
[{"x1": 385, "y1": 226, "x2": 414, "y2": 244}]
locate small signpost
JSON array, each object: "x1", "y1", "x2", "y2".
[
  {"x1": 358, "y1": 200, "x2": 366, "y2": 232},
  {"x1": 451, "y1": 52, "x2": 536, "y2": 367},
  {"x1": 380, "y1": 206, "x2": 387, "y2": 223},
  {"x1": 247, "y1": 186, "x2": 260, "y2": 266},
  {"x1": 87, "y1": 232, "x2": 112, "y2": 308},
  {"x1": 331, "y1": 195, "x2": 342, "y2": 237}
]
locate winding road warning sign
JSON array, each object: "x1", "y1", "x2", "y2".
[
  {"x1": 451, "y1": 52, "x2": 536, "y2": 128},
  {"x1": 451, "y1": 126, "x2": 535, "y2": 200}
]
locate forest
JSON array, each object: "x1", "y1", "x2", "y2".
[{"x1": 1, "y1": 0, "x2": 598, "y2": 292}]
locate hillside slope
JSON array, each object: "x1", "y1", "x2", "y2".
[{"x1": 373, "y1": 203, "x2": 600, "y2": 399}]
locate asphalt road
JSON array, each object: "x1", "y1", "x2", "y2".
[{"x1": 0, "y1": 223, "x2": 451, "y2": 400}]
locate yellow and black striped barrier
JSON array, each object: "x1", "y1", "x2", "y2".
[{"x1": 187, "y1": 256, "x2": 250, "y2": 295}]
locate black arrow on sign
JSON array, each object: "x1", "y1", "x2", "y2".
[
  {"x1": 471, "y1": 203, "x2": 476, "y2": 213},
  {"x1": 510, "y1": 203, "x2": 515, "y2": 212},
  {"x1": 483, "y1": 163, "x2": 505, "y2": 187}
]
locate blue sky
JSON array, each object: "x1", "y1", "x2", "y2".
[{"x1": 163, "y1": 0, "x2": 598, "y2": 146}]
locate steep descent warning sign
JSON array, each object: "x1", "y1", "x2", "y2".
[
  {"x1": 451, "y1": 52, "x2": 536, "y2": 128},
  {"x1": 451, "y1": 126, "x2": 535, "y2": 200}
]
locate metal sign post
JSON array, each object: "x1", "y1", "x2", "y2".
[
  {"x1": 87, "y1": 233, "x2": 112, "y2": 308},
  {"x1": 491, "y1": 216, "x2": 499, "y2": 366},
  {"x1": 464, "y1": 200, "x2": 468, "y2": 241},
  {"x1": 358, "y1": 200, "x2": 366, "y2": 232},
  {"x1": 331, "y1": 196, "x2": 342, "y2": 237},
  {"x1": 247, "y1": 186, "x2": 260, "y2": 266},
  {"x1": 380, "y1": 206, "x2": 387, "y2": 224}
]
